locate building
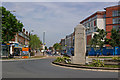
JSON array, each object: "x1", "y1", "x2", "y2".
[
  {"x1": 105, "y1": 5, "x2": 120, "y2": 47},
  {"x1": 65, "y1": 34, "x2": 72, "y2": 51},
  {"x1": 2, "y1": 28, "x2": 30, "y2": 56},
  {"x1": 80, "y1": 11, "x2": 106, "y2": 49},
  {"x1": 59, "y1": 39, "x2": 66, "y2": 50},
  {"x1": 80, "y1": 5, "x2": 120, "y2": 48},
  {"x1": 63, "y1": 32, "x2": 75, "y2": 53},
  {"x1": 65, "y1": 33, "x2": 73, "y2": 51},
  {"x1": 58, "y1": 4, "x2": 120, "y2": 56},
  {"x1": 59, "y1": 32, "x2": 75, "y2": 56}
]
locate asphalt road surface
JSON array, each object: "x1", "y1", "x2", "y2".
[{"x1": 2, "y1": 57, "x2": 118, "y2": 78}]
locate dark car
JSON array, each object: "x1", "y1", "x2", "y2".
[{"x1": 46, "y1": 51, "x2": 53, "y2": 56}]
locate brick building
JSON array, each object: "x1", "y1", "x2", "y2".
[
  {"x1": 80, "y1": 5, "x2": 120, "y2": 48},
  {"x1": 8, "y1": 28, "x2": 30, "y2": 55},
  {"x1": 105, "y1": 5, "x2": 120, "y2": 46}
]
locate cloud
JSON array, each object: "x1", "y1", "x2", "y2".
[
  {"x1": 2, "y1": 2, "x2": 117, "y2": 47},
  {"x1": 2, "y1": 0, "x2": 120, "y2": 2}
]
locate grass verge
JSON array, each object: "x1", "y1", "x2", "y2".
[
  {"x1": 86, "y1": 64, "x2": 120, "y2": 68},
  {"x1": 1, "y1": 56, "x2": 45, "y2": 60}
]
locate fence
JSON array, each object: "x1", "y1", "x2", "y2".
[{"x1": 88, "y1": 47, "x2": 120, "y2": 56}]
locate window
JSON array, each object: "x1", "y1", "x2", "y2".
[
  {"x1": 113, "y1": 25, "x2": 120, "y2": 30},
  {"x1": 88, "y1": 23, "x2": 90, "y2": 27},
  {"x1": 103, "y1": 14, "x2": 106, "y2": 18},
  {"x1": 94, "y1": 20, "x2": 96, "y2": 26},
  {"x1": 112, "y1": 10, "x2": 120, "y2": 17},
  {"x1": 113, "y1": 18, "x2": 120, "y2": 24},
  {"x1": 94, "y1": 27, "x2": 97, "y2": 32},
  {"x1": 91, "y1": 21, "x2": 93, "y2": 27},
  {"x1": 84, "y1": 24, "x2": 87, "y2": 28}
]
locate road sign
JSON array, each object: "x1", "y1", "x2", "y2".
[
  {"x1": 22, "y1": 56, "x2": 29, "y2": 59},
  {"x1": 6, "y1": 43, "x2": 10, "y2": 45},
  {"x1": 22, "y1": 48, "x2": 29, "y2": 51}
]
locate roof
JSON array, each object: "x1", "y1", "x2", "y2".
[
  {"x1": 104, "y1": 5, "x2": 120, "y2": 10},
  {"x1": 80, "y1": 11, "x2": 105, "y2": 24}
]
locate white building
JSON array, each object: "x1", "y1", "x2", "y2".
[{"x1": 80, "y1": 11, "x2": 106, "y2": 48}]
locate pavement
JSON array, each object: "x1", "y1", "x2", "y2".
[{"x1": 2, "y1": 57, "x2": 119, "y2": 78}]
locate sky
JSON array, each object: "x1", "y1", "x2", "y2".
[{"x1": 2, "y1": 2, "x2": 118, "y2": 47}]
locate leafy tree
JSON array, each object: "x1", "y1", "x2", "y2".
[
  {"x1": 105, "y1": 29, "x2": 120, "y2": 55},
  {"x1": 1, "y1": 6, "x2": 23, "y2": 58},
  {"x1": 90, "y1": 34, "x2": 98, "y2": 50},
  {"x1": 45, "y1": 46, "x2": 47, "y2": 50},
  {"x1": 0, "y1": 7, "x2": 2, "y2": 43},
  {"x1": 1, "y1": 6, "x2": 23, "y2": 42},
  {"x1": 96, "y1": 29, "x2": 107, "y2": 54},
  {"x1": 90, "y1": 28, "x2": 107, "y2": 54},
  {"x1": 53, "y1": 43, "x2": 62, "y2": 51},
  {"x1": 0, "y1": 7, "x2": 1, "y2": 54},
  {"x1": 29, "y1": 34, "x2": 42, "y2": 50}
]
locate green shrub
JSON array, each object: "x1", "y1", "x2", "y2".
[
  {"x1": 54, "y1": 57, "x2": 71, "y2": 63},
  {"x1": 92, "y1": 59, "x2": 104, "y2": 67},
  {"x1": 54, "y1": 57, "x2": 64, "y2": 63},
  {"x1": 63, "y1": 56, "x2": 70, "y2": 60},
  {"x1": 112, "y1": 57, "x2": 119, "y2": 60}
]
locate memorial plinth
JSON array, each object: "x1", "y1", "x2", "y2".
[{"x1": 71, "y1": 24, "x2": 86, "y2": 65}]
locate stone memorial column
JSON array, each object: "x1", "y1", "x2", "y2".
[{"x1": 71, "y1": 24, "x2": 86, "y2": 64}]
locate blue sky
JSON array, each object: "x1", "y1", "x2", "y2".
[{"x1": 2, "y1": 2, "x2": 117, "y2": 47}]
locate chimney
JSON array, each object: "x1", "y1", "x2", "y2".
[{"x1": 23, "y1": 28, "x2": 25, "y2": 33}]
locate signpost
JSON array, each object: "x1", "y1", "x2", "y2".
[
  {"x1": 22, "y1": 48, "x2": 29, "y2": 51},
  {"x1": 22, "y1": 47, "x2": 29, "y2": 59},
  {"x1": 6, "y1": 43, "x2": 10, "y2": 45}
]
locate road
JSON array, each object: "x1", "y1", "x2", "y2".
[{"x1": 2, "y1": 57, "x2": 118, "y2": 78}]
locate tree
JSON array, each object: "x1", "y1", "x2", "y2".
[
  {"x1": 106, "y1": 29, "x2": 120, "y2": 55},
  {"x1": 45, "y1": 46, "x2": 47, "y2": 50},
  {"x1": 29, "y1": 34, "x2": 42, "y2": 50},
  {"x1": 1, "y1": 6, "x2": 23, "y2": 42},
  {"x1": 90, "y1": 28, "x2": 107, "y2": 55},
  {"x1": 90, "y1": 34, "x2": 98, "y2": 50},
  {"x1": 1, "y1": 6, "x2": 23, "y2": 58},
  {"x1": 96, "y1": 29, "x2": 107, "y2": 54},
  {"x1": 53, "y1": 43, "x2": 62, "y2": 51}
]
